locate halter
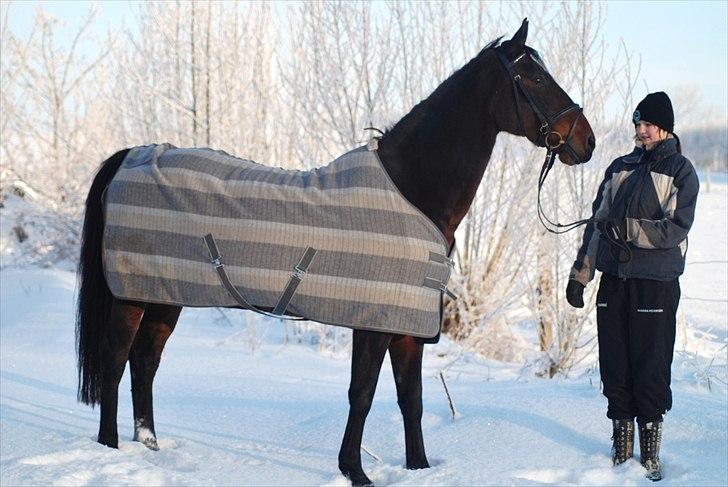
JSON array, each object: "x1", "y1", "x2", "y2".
[{"x1": 495, "y1": 47, "x2": 592, "y2": 235}]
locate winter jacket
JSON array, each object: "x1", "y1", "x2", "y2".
[{"x1": 570, "y1": 137, "x2": 699, "y2": 284}]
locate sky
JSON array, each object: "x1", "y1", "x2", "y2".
[
  {"x1": 4, "y1": 0, "x2": 728, "y2": 126},
  {"x1": 601, "y1": 0, "x2": 728, "y2": 126}
]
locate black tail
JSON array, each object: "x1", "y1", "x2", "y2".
[{"x1": 76, "y1": 149, "x2": 130, "y2": 406}]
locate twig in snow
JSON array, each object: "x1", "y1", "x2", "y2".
[
  {"x1": 361, "y1": 444, "x2": 382, "y2": 463},
  {"x1": 215, "y1": 307, "x2": 235, "y2": 326},
  {"x1": 439, "y1": 371, "x2": 457, "y2": 420}
]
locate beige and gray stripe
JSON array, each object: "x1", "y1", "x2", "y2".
[{"x1": 103, "y1": 144, "x2": 450, "y2": 338}]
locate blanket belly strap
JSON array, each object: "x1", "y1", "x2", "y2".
[
  {"x1": 203, "y1": 233, "x2": 316, "y2": 320},
  {"x1": 271, "y1": 246, "x2": 318, "y2": 316}
]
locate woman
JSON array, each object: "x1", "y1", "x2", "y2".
[{"x1": 565, "y1": 92, "x2": 699, "y2": 481}]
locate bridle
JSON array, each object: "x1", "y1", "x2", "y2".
[{"x1": 495, "y1": 47, "x2": 592, "y2": 234}]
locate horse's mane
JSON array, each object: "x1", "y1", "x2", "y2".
[
  {"x1": 478, "y1": 36, "x2": 504, "y2": 55},
  {"x1": 384, "y1": 36, "x2": 505, "y2": 137}
]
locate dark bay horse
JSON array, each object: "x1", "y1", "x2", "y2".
[{"x1": 76, "y1": 20, "x2": 594, "y2": 486}]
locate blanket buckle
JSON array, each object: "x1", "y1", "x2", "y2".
[{"x1": 293, "y1": 264, "x2": 307, "y2": 278}]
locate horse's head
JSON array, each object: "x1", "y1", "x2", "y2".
[{"x1": 492, "y1": 19, "x2": 595, "y2": 165}]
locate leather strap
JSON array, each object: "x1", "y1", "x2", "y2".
[
  {"x1": 423, "y1": 277, "x2": 458, "y2": 300},
  {"x1": 203, "y1": 233, "x2": 315, "y2": 320},
  {"x1": 271, "y1": 246, "x2": 317, "y2": 316},
  {"x1": 424, "y1": 249, "x2": 457, "y2": 300}
]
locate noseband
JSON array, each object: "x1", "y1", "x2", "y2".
[{"x1": 496, "y1": 47, "x2": 592, "y2": 235}]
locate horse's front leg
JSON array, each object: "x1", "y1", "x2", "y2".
[
  {"x1": 98, "y1": 299, "x2": 145, "y2": 448},
  {"x1": 338, "y1": 329, "x2": 392, "y2": 486},
  {"x1": 389, "y1": 335, "x2": 429, "y2": 470},
  {"x1": 129, "y1": 304, "x2": 181, "y2": 450}
]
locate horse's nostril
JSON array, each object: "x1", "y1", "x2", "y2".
[{"x1": 588, "y1": 135, "x2": 596, "y2": 149}]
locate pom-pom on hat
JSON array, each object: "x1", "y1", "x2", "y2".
[{"x1": 632, "y1": 92, "x2": 674, "y2": 133}]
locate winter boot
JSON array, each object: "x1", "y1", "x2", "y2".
[
  {"x1": 638, "y1": 420, "x2": 663, "y2": 481},
  {"x1": 610, "y1": 419, "x2": 634, "y2": 465}
]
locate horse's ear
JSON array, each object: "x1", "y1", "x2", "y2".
[{"x1": 510, "y1": 18, "x2": 529, "y2": 46}]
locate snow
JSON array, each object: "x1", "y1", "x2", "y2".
[{"x1": 1, "y1": 183, "x2": 726, "y2": 485}]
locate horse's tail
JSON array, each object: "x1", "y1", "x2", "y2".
[{"x1": 76, "y1": 148, "x2": 130, "y2": 406}]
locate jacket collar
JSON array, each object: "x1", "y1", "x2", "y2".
[{"x1": 623, "y1": 138, "x2": 678, "y2": 165}]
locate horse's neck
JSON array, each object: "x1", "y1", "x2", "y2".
[{"x1": 378, "y1": 79, "x2": 499, "y2": 245}]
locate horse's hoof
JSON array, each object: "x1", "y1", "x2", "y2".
[
  {"x1": 97, "y1": 435, "x2": 119, "y2": 449},
  {"x1": 138, "y1": 436, "x2": 160, "y2": 451},
  {"x1": 406, "y1": 460, "x2": 430, "y2": 470},
  {"x1": 340, "y1": 466, "x2": 374, "y2": 486},
  {"x1": 134, "y1": 427, "x2": 160, "y2": 451}
]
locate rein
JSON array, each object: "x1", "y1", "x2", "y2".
[
  {"x1": 536, "y1": 149, "x2": 592, "y2": 234},
  {"x1": 537, "y1": 145, "x2": 631, "y2": 261},
  {"x1": 495, "y1": 47, "x2": 592, "y2": 235}
]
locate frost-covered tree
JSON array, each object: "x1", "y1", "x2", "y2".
[
  {"x1": 108, "y1": 1, "x2": 279, "y2": 162},
  {"x1": 1, "y1": 1, "x2": 647, "y2": 370},
  {"x1": 1, "y1": 3, "x2": 115, "y2": 263},
  {"x1": 519, "y1": 2, "x2": 642, "y2": 376}
]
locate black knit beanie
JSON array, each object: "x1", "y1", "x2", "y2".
[{"x1": 633, "y1": 92, "x2": 674, "y2": 133}]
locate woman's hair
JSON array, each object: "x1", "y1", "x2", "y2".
[
  {"x1": 632, "y1": 130, "x2": 682, "y2": 154},
  {"x1": 673, "y1": 133, "x2": 682, "y2": 153}
]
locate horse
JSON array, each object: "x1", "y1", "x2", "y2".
[{"x1": 76, "y1": 19, "x2": 594, "y2": 486}]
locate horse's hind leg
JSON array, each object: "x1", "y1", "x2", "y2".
[
  {"x1": 338, "y1": 329, "x2": 392, "y2": 486},
  {"x1": 98, "y1": 299, "x2": 145, "y2": 448},
  {"x1": 129, "y1": 304, "x2": 181, "y2": 450},
  {"x1": 388, "y1": 335, "x2": 429, "y2": 470}
]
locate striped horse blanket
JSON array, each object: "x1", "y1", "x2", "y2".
[{"x1": 102, "y1": 142, "x2": 452, "y2": 338}]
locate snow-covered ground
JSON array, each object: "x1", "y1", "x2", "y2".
[{"x1": 1, "y1": 181, "x2": 726, "y2": 486}]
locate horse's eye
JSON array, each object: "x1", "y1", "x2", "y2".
[{"x1": 535, "y1": 76, "x2": 544, "y2": 84}]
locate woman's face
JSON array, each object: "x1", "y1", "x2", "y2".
[{"x1": 634, "y1": 121, "x2": 668, "y2": 146}]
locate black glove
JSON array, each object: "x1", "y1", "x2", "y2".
[{"x1": 565, "y1": 279, "x2": 585, "y2": 308}]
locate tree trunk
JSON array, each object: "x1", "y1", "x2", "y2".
[
  {"x1": 536, "y1": 234, "x2": 554, "y2": 354},
  {"x1": 204, "y1": 1, "x2": 211, "y2": 146},
  {"x1": 190, "y1": 3, "x2": 198, "y2": 145}
]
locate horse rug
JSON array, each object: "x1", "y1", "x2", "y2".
[{"x1": 102, "y1": 143, "x2": 452, "y2": 338}]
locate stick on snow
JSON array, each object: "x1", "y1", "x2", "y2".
[
  {"x1": 439, "y1": 371, "x2": 457, "y2": 420},
  {"x1": 361, "y1": 444, "x2": 382, "y2": 463}
]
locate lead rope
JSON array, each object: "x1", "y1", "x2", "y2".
[
  {"x1": 536, "y1": 149, "x2": 593, "y2": 234},
  {"x1": 537, "y1": 153, "x2": 633, "y2": 263}
]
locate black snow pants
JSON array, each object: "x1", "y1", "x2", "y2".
[{"x1": 596, "y1": 273, "x2": 680, "y2": 424}]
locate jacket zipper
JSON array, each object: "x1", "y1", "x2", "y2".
[{"x1": 617, "y1": 158, "x2": 651, "y2": 280}]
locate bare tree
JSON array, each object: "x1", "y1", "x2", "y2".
[
  {"x1": 1, "y1": 3, "x2": 116, "y2": 263},
  {"x1": 281, "y1": 1, "x2": 402, "y2": 164},
  {"x1": 107, "y1": 2, "x2": 279, "y2": 160}
]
